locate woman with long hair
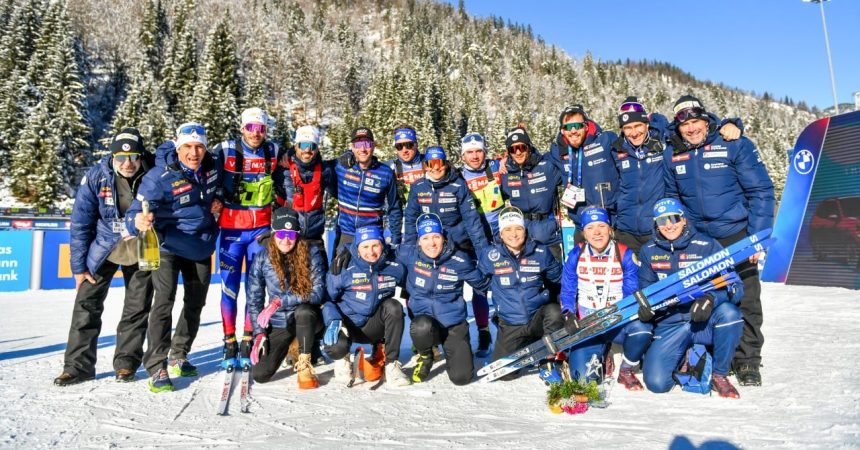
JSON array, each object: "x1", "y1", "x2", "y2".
[{"x1": 247, "y1": 207, "x2": 325, "y2": 389}]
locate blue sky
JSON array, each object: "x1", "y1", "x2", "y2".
[{"x1": 448, "y1": 0, "x2": 860, "y2": 111}]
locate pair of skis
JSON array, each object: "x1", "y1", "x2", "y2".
[
  {"x1": 478, "y1": 229, "x2": 774, "y2": 383},
  {"x1": 217, "y1": 362, "x2": 251, "y2": 415}
]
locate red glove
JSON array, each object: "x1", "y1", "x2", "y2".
[
  {"x1": 250, "y1": 333, "x2": 268, "y2": 366},
  {"x1": 256, "y1": 297, "x2": 282, "y2": 329}
]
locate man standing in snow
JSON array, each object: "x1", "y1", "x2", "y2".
[
  {"x1": 55, "y1": 128, "x2": 154, "y2": 386},
  {"x1": 662, "y1": 95, "x2": 775, "y2": 386}
]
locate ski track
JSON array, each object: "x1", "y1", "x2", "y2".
[{"x1": 0, "y1": 284, "x2": 858, "y2": 448}]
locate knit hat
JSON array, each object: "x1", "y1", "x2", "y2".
[
  {"x1": 498, "y1": 207, "x2": 525, "y2": 231},
  {"x1": 672, "y1": 95, "x2": 708, "y2": 124},
  {"x1": 416, "y1": 213, "x2": 444, "y2": 238},
  {"x1": 558, "y1": 104, "x2": 589, "y2": 125},
  {"x1": 241, "y1": 107, "x2": 268, "y2": 127},
  {"x1": 110, "y1": 128, "x2": 145, "y2": 154},
  {"x1": 618, "y1": 96, "x2": 649, "y2": 127},
  {"x1": 295, "y1": 125, "x2": 320, "y2": 145},
  {"x1": 175, "y1": 122, "x2": 208, "y2": 149},
  {"x1": 581, "y1": 206, "x2": 610, "y2": 228},
  {"x1": 355, "y1": 226, "x2": 384, "y2": 245},
  {"x1": 350, "y1": 126, "x2": 375, "y2": 142},
  {"x1": 271, "y1": 207, "x2": 301, "y2": 232},
  {"x1": 504, "y1": 126, "x2": 533, "y2": 151},
  {"x1": 460, "y1": 132, "x2": 486, "y2": 153},
  {"x1": 653, "y1": 198, "x2": 685, "y2": 219},
  {"x1": 424, "y1": 146, "x2": 446, "y2": 161}
]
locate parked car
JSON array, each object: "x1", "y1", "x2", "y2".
[{"x1": 809, "y1": 196, "x2": 860, "y2": 267}]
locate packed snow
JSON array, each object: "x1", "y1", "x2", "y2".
[{"x1": 0, "y1": 282, "x2": 858, "y2": 448}]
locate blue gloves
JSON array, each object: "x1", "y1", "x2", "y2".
[{"x1": 323, "y1": 320, "x2": 342, "y2": 346}]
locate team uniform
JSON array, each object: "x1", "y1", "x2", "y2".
[
  {"x1": 333, "y1": 155, "x2": 403, "y2": 250},
  {"x1": 460, "y1": 159, "x2": 505, "y2": 242},
  {"x1": 499, "y1": 152, "x2": 564, "y2": 253}
]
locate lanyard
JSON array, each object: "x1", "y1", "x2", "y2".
[
  {"x1": 582, "y1": 241, "x2": 615, "y2": 307},
  {"x1": 567, "y1": 146, "x2": 583, "y2": 187}
]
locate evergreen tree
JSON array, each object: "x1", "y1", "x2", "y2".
[
  {"x1": 108, "y1": 60, "x2": 174, "y2": 150},
  {"x1": 10, "y1": 101, "x2": 59, "y2": 207},
  {"x1": 0, "y1": 0, "x2": 43, "y2": 79},
  {"x1": 189, "y1": 14, "x2": 240, "y2": 143},
  {"x1": 0, "y1": 72, "x2": 25, "y2": 174},
  {"x1": 161, "y1": 0, "x2": 197, "y2": 118},
  {"x1": 139, "y1": 0, "x2": 169, "y2": 77}
]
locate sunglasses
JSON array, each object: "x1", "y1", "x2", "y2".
[
  {"x1": 274, "y1": 230, "x2": 299, "y2": 241},
  {"x1": 244, "y1": 123, "x2": 267, "y2": 134},
  {"x1": 114, "y1": 153, "x2": 140, "y2": 163},
  {"x1": 395, "y1": 142, "x2": 415, "y2": 151},
  {"x1": 674, "y1": 107, "x2": 707, "y2": 124},
  {"x1": 178, "y1": 124, "x2": 205, "y2": 136},
  {"x1": 562, "y1": 122, "x2": 587, "y2": 132},
  {"x1": 620, "y1": 101, "x2": 646, "y2": 113},
  {"x1": 508, "y1": 143, "x2": 529, "y2": 154},
  {"x1": 297, "y1": 142, "x2": 318, "y2": 152},
  {"x1": 352, "y1": 140, "x2": 374, "y2": 150},
  {"x1": 461, "y1": 134, "x2": 484, "y2": 144},
  {"x1": 425, "y1": 159, "x2": 445, "y2": 170},
  {"x1": 655, "y1": 214, "x2": 684, "y2": 227}
]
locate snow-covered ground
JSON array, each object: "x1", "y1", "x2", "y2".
[{"x1": 1, "y1": 283, "x2": 858, "y2": 449}]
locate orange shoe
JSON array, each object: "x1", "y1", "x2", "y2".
[
  {"x1": 296, "y1": 354, "x2": 319, "y2": 389},
  {"x1": 360, "y1": 343, "x2": 386, "y2": 382}
]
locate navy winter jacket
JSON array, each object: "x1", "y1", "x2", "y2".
[
  {"x1": 545, "y1": 124, "x2": 620, "y2": 225},
  {"x1": 611, "y1": 125, "x2": 668, "y2": 237},
  {"x1": 125, "y1": 143, "x2": 222, "y2": 261},
  {"x1": 477, "y1": 240, "x2": 562, "y2": 326},
  {"x1": 247, "y1": 241, "x2": 326, "y2": 336},
  {"x1": 638, "y1": 225, "x2": 744, "y2": 325},
  {"x1": 499, "y1": 151, "x2": 564, "y2": 245},
  {"x1": 70, "y1": 154, "x2": 152, "y2": 274},
  {"x1": 333, "y1": 153, "x2": 403, "y2": 244},
  {"x1": 396, "y1": 240, "x2": 490, "y2": 327},
  {"x1": 403, "y1": 166, "x2": 490, "y2": 251},
  {"x1": 324, "y1": 242, "x2": 406, "y2": 327},
  {"x1": 663, "y1": 116, "x2": 774, "y2": 239}
]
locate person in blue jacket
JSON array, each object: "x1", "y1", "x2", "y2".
[
  {"x1": 322, "y1": 226, "x2": 412, "y2": 387},
  {"x1": 477, "y1": 207, "x2": 563, "y2": 379},
  {"x1": 638, "y1": 198, "x2": 745, "y2": 399},
  {"x1": 333, "y1": 126, "x2": 403, "y2": 252},
  {"x1": 246, "y1": 207, "x2": 325, "y2": 389},
  {"x1": 211, "y1": 107, "x2": 284, "y2": 373},
  {"x1": 54, "y1": 129, "x2": 155, "y2": 387},
  {"x1": 397, "y1": 214, "x2": 490, "y2": 385},
  {"x1": 545, "y1": 105, "x2": 619, "y2": 238},
  {"x1": 560, "y1": 206, "x2": 650, "y2": 390},
  {"x1": 385, "y1": 124, "x2": 425, "y2": 206},
  {"x1": 612, "y1": 97, "x2": 743, "y2": 252},
  {"x1": 498, "y1": 126, "x2": 565, "y2": 261},
  {"x1": 663, "y1": 95, "x2": 775, "y2": 387},
  {"x1": 126, "y1": 122, "x2": 222, "y2": 393}
]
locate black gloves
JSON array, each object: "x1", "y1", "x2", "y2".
[
  {"x1": 564, "y1": 313, "x2": 581, "y2": 335},
  {"x1": 690, "y1": 293, "x2": 715, "y2": 323},
  {"x1": 330, "y1": 248, "x2": 352, "y2": 275},
  {"x1": 634, "y1": 290, "x2": 655, "y2": 322},
  {"x1": 338, "y1": 152, "x2": 356, "y2": 168}
]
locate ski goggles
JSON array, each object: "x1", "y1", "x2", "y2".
[
  {"x1": 297, "y1": 142, "x2": 318, "y2": 152},
  {"x1": 562, "y1": 122, "x2": 587, "y2": 131},
  {"x1": 113, "y1": 153, "x2": 141, "y2": 163},
  {"x1": 619, "y1": 101, "x2": 646, "y2": 113},
  {"x1": 425, "y1": 159, "x2": 445, "y2": 170},
  {"x1": 243, "y1": 123, "x2": 267, "y2": 134},
  {"x1": 352, "y1": 140, "x2": 374, "y2": 150},
  {"x1": 654, "y1": 214, "x2": 684, "y2": 227},
  {"x1": 395, "y1": 141, "x2": 415, "y2": 151},
  {"x1": 178, "y1": 124, "x2": 206, "y2": 136},
  {"x1": 274, "y1": 230, "x2": 300, "y2": 241},
  {"x1": 674, "y1": 107, "x2": 707, "y2": 124},
  {"x1": 508, "y1": 143, "x2": 529, "y2": 154}
]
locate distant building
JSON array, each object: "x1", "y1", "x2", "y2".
[{"x1": 855, "y1": 91, "x2": 860, "y2": 111}]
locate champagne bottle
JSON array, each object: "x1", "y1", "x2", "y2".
[{"x1": 137, "y1": 200, "x2": 161, "y2": 271}]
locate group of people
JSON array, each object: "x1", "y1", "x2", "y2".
[{"x1": 55, "y1": 93, "x2": 774, "y2": 400}]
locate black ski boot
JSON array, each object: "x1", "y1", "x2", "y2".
[{"x1": 735, "y1": 364, "x2": 762, "y2": 386}]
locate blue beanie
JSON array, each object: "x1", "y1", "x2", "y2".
[
  {"x1": 416, "y1": 213, "x2": 444, "y2": 238},
  {"x1": 653, "y1": 198, "x2": 685, "y2": 219},
  {"x1": 580, "y1": 206, "x2": 610, "y2": 228},
  {"x1": 394, "y1": 127, "x2": 417, "y2": 144},
  {"x1": 424, "y1": 146, "x2": 446, "y2": 161},
  {"x1": 355, "y1": 226, "x2": 384, "y2": 245}
]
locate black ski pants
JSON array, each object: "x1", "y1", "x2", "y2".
[
  {"x1": 491, "y1": 302, "x2": 563, "y2": 362},
  {"x1": 323, "y1": 297, "x2": 404, "y2": 362},
  {"x1": 719, "y1": 231, "x2": 764, "y2": 368},
  {"x1": 410, "y1": 315, "x2": 473, "y2": 386},
  {"x1": 252, "y1": 304, "x2": 324, "y2": 383}
]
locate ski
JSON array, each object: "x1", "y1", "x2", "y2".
[
  {"x1": 239, "y1": 363, "x2": 251, "y2": 413},
  {"x1": 478, "y1": 229, "x2": 771, "y2": 378},
  {"x1": 216, "y1": 366, "x2": 235, "y2": 416}
]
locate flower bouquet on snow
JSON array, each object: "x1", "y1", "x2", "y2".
[{"x1": 546, "y1": 379, "x2": 601, "y2": 415}]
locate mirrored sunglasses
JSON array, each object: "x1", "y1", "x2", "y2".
[
  {"x1": 562, "y1": 122, "x2": 587, "y2": 131},
  {"x1": 654, "y1": 214, "x2": 684, "y2": 227},
  {"x1": 395, "y1": 141, "x2": 415, "y2": 151},
  {"x1": 674, "y1": 107, "x2": 707, "y2": 124},
  {"x1": 620, "y1": 102, "x2": 646, "y2": 113},
  {"x1": 508, "y1": 143, "x2": 529, "y2": 154},
  {"x1": 274, "y1": 230, "x2": 299, "y2": 241},
  {"x1": 298, "y1": 142, "x2": 318, "y2": 152},
  {"x1": 352, "y1": 140, "x2": 374, "y2": 150},
  {"x1": 178, "y1": 124, "x2": 206, "y2": 136},
  {"x1": 113, "y1": 153, "x2": 140, "y2": 164},
  {"x1": 244, "y1": 123, "x2": 267, "y2": 134},
  {"x1": 425, "y1": 159, "x2": 445, "y2": 170}
]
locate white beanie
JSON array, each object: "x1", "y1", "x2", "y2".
[
  {"x1": 175, "y1": 122, "x2": 208, "y2": 149},
  {"x1": 241, "y1": 107, "x2": 268, "y2": 127},
  {"x1": 498, "y1": 207, "x2": 525, "y2": 231},
  {"x1": 295, "y1": 125, "x2": 320, "y2": 145}
]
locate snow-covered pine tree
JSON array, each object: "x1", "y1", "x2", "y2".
[
  {"x1": 139, "y1": 0, "x2": 169, "y2": 78},
  {"x1": 189, "y1": 13, "x2": 240, "y2": 144},
  {"x1": 161, "y1": 0, "x2": 197, "y2": 119},
  {"x1": 107, "y1": 59, "x2": 174, "y2": 152}
]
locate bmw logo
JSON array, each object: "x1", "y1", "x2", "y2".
[{"x1": 793, "y1": 149, "x2": 815, "y2": 175}]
